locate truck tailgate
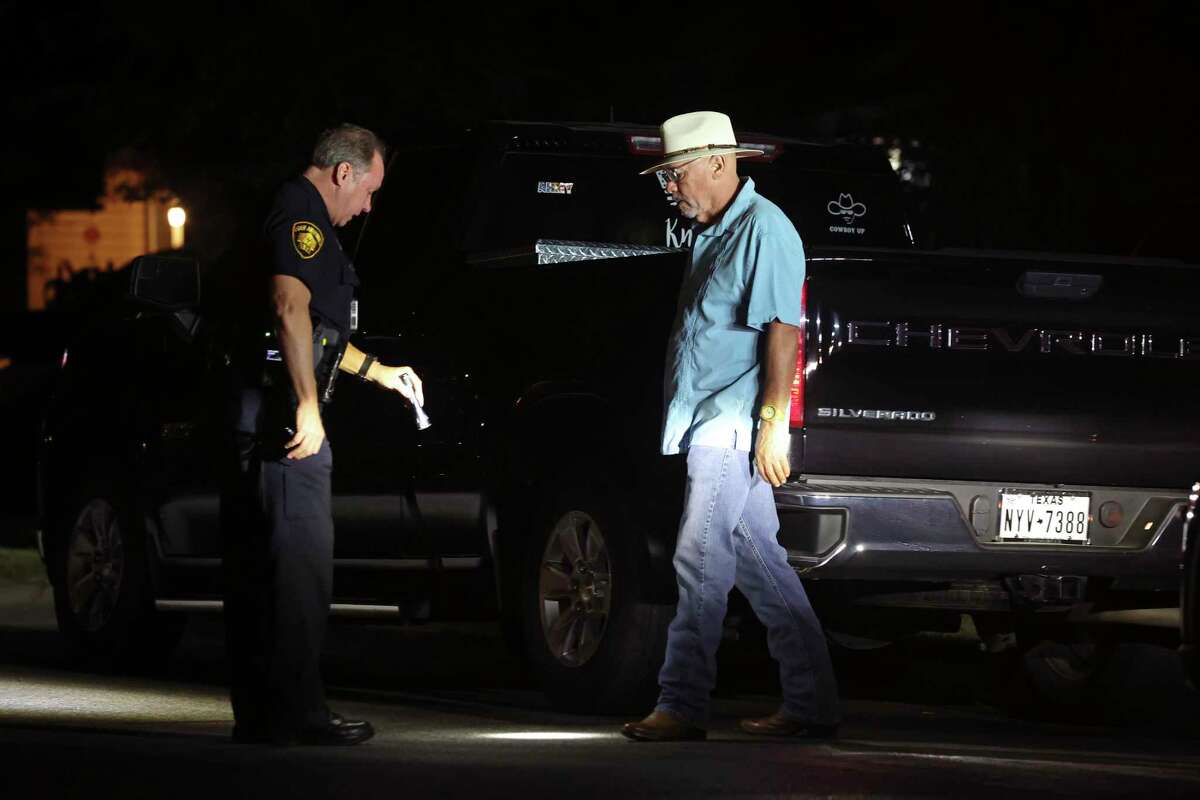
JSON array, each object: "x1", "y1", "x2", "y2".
[{"x1": 801, "y1": 249, "x2": 1200, "y2": 488}]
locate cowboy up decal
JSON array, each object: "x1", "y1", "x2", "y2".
[{"x1": 827, "y1": 193, "x2": 867, "y2": 235}]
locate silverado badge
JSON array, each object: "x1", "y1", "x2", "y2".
[{"x1": 291, "y1": 221, "x2": 324, "y2": 260}]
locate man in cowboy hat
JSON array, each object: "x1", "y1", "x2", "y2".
[{"x1": 622, "y1": 111, "x2": 841, "y2": 742}]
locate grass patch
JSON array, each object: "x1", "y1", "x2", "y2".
[{"x1": 0, "y1": 547, "x2": 46, "y2": 584}]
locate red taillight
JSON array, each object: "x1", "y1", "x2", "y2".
[{"x1": 789, "y1": 281, "x2": 807, "y2": 428}]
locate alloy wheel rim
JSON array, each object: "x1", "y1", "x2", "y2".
[
  {"x1": 538, "y1": 511, "x2": 612, "y2": 668},
  {"x1": 65, "y1": 499, "x2": 125, "y2": 633},
  {"x1": 1041, "y1": 640, "x2": 1100, "y2": 682}
]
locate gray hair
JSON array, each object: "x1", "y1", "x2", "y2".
[{"x1": 311, "y1": 123, "x2": 386, "y2": 176}]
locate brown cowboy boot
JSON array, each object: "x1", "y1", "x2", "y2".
[
  {"x1": 621, "y1": 709, "x2": 707, "y2": 742},
  {"x1": 739, "y1": 710, "x2": 838, "y2": 739}
]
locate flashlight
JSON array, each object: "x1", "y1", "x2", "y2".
[{"x1": 400, "y1": 373, "x2": 431, "y2": 430}]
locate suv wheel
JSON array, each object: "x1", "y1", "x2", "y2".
[
  {"x1": 522, "y1": 488, "x2": 672, "y2": 714},
  {"x1": 49, "y1": 490, "x2": 184, "y2": 670}
]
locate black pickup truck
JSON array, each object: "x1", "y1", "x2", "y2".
[{"x1": 37, "y1": 121, "x2": 1200, "y2": 712}]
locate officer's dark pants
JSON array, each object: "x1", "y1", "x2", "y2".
[{"x1": 221, "y1": 433, "x2": 334, "y2": 734}]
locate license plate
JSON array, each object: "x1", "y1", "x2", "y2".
[{"x1": 997, "y1": 490, "x2": 1090, "y2": 542}]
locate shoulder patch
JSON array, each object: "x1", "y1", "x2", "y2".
[{"x1": 291, "y1": 221, "x2": 325, "y2": 260}]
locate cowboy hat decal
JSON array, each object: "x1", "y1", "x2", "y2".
[{"x1": 827, "y1": 193, "x2": 867, "y2": 224}]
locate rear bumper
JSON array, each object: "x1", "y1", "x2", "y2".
[{"x1": 775, "y1": 475, "x2": 1185, "y2": 589}]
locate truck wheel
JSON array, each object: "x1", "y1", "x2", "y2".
[
  {"x1": 49, "y1": 491, "x2": 184, "y2": 670},
  {"x1": 522, "y1": 489, "x2": 672, "y2": 714},
  {"x1": 824, "y1": 630, "x2": 913, "y2": 689},
  {"x1": 1017, "y1": 627, "x2": 1113, "y2": 708}
]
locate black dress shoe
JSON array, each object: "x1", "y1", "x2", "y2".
[{"x1": 294, "y1": 718, "x2": 375, "y2": 746}]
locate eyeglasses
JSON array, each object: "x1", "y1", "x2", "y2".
[{"x1": 655, "y1": 159, "x2": 699, "y2": 190}]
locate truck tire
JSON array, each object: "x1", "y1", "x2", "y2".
[
  {"x1": 1016, "y1": 626, "x2": 1114, "y2": 709},
  {"x1": 48, "y1": 488, "x2": 184, "y2": 671},
  {"x1": 521, "y1": 487, "x2": 673, "y2": 714}
]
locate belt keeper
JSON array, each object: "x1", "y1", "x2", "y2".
[{"x1": 356, "y1": 354, "x2": 376, "y2": 380}]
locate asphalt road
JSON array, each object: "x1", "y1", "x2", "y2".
[{"x1": 2, "y1": 578, "x2": 1198, "y2": 799}]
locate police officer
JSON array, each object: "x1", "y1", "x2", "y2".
[{"x1": 222, "y1": 123, "x2": 423, "y2": 746}]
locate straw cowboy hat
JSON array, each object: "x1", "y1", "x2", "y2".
[{"x1": 638, "y1": 111, "x2": 764, "y2": 175}]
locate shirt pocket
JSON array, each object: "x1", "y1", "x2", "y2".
[{"x1": 696, "y1": 237, "x2": 747, "y2": 322}]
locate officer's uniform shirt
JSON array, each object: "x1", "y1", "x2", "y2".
[
  {"x1": 264, "y1": 175, "x2": 360, "y2": 335},
  {"x1": 231, "y1": 176, "x2": 360, "y2": 434}
]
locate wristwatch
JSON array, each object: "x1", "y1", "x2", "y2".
[
  {"x1": 759, "y1": 404, "x2": 780, "y2": 422},
  {"x1": 356, "y1": 354, "x2": 376, "y2": 380}
]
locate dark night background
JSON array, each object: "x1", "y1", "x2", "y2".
[
  {"x1": 3, "y1": 9, "x2": 1200, "y2": 791},
  {"x1": 1, "y1": 1, "x2": 1198, "y2": 311}
]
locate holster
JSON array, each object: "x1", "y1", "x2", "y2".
[{"x1": 256, "y1": 317, "x2": 348, "y2": 450}]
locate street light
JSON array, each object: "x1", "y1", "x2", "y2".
[{"x1": 167, "y1": 205, "x2": 186, "y2": 249}]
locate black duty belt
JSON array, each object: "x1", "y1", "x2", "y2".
[{"x1": 261, "y1": 317, "x2": 348, "y2": 406}]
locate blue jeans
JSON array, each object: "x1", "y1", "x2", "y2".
[{"x1": 656, "y1": 446, "x2": 840, "y2": 725}]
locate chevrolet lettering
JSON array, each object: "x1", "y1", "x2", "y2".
[{"x1": 841, "y1": 320, "x2": 1199, "y2": 358}]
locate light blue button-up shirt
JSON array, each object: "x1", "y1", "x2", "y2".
[{"x1": 661, "y1": 177, "x2": 806, "y2": 455}]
